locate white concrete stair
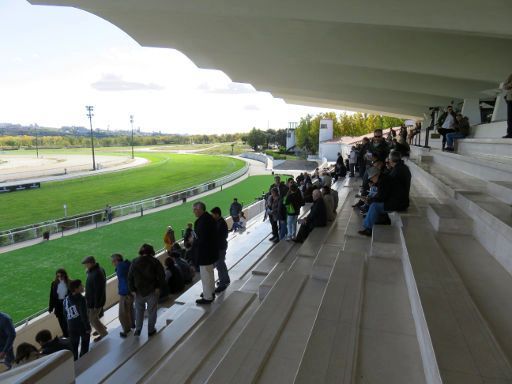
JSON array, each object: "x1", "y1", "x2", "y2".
[
  {"x1": 426, "y1": 203, "x2": 472, "y2": 235},
  {"x1": 206, "y1": 272, "x2": 308, "y2": 383},
  {"x1": 252, "y1": 239, "x2": 295, "y2": 276},
  {"x1": 311, "y1": 243, "x2": 341, "y2": 281},
  {"x1": 294, "y1": 251, "x2": 365, "y2": 384},
  {"x1": 487, "y1": 180, "x2": 512, "y2": 205},
  {"x1": 370, "y1": 225, "x2": 402, "y2": 259},
  {"x1": 143, "y1": 291, "x2": 256, "y2": 383},
  {"x1": 402, "y1": 215, "x2": 512, "y2": 383},
  {"x1": 457, "y1": 138, "x2": 512, "y2": 160},
  {"x1": 103, "y1": 307, "x2": 205, "y2": 384}
]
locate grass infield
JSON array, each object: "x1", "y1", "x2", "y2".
[
  {"x1": 0, "y1": 175, "x2": 279, "y2": 323},
  {"x1": 0, "y1": 152, "x2": 244, "y2": 231}
]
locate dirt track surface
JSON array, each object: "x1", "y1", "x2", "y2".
[{"x1": 0, "y1": 154, "x2": 146, "y2": 183}]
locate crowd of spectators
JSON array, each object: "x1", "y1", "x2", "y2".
[
  {"x1": 264, "y1": 171, "x2": 339, "y2": 244},
  {"x1": 0, "y1": 139, "x2": 414, "y2": 373}
]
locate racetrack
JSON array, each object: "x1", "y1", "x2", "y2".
[{"x1": 0, "y1": 153, "x2": 147, "y2": 183}]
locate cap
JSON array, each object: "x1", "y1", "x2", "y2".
[
  {"x1": 81, "y1": 256, "x2": 96, "y2": 264},
  {"x1": 367, "y1": 167, "x2": 381, "y2": 179}
]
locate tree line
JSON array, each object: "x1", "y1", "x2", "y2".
[{"x1": 0, "y1": 112, "x2": 404, "y2": 152}]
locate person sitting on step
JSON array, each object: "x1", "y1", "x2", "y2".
[{"x1": 444, "y1": 113, "x2": 470, "y2": 152}]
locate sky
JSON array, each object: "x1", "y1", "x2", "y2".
[{"x1": 0, "y1": 0, "x2": 348, "y2": 134}]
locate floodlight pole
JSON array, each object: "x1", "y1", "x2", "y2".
[
  {"x1": 86, "y1": 106, "x2": 96, "y2": 171},
  {"x1": 130, "y1": 114, "x2": 134, "y2": 159},
  {"x1": 34, "y1": 124, "x2": 39, "y2": 159}
]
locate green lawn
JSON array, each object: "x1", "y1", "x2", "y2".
[
  {"x1": 0, "y1": 152, "x2": 244, "y2": 230},
  {"x1": 0, "y1": 175, "x2": 279, "y2": 324}
]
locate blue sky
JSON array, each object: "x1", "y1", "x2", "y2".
[{"x1": 0, "y1": 0, "x2": 346, "y2": 134}]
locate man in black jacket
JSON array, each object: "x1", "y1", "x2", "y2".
[
  {"x1": 81, "y1": 256, "x2": 107, "y2": 342},
  {"x1": 128, "y1": 243, "x2": 165, "y2": 337},
  {"x1": 358, "y1": 152, "x2": 411, "y2": 236},
  {"x1": 35, "y1": 329, "x2": 72, "y2": 356},
  {"x1": 193, "y1": 201, "x2": 218, "y2": 304},
  {"x1": 63, "y1": 279, "x2": 91, "y2": 360},
  {"x1": 211, "y1": 207, "x2": 230, "y2": 293},
  {"x1": 294, "y1": 189, "x2": 327, "y2": 243}
]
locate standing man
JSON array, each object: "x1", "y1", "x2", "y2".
[
  {"x1": 128, "y1": 244, "x2": 165, "y2": 337},
  {"x1": 267, "y1": 176, "x2": 288, "y2": 242},
  {"x1": 81, "y1": 256, "x2": 108, "y2": 342},
  {"x1": 192, "y1": 202, "x2": 218, "y2": 304},
  {"x1": 211, "y1": 207, "x2": 230, "y2": 293},
  {"x1": 64, "y1": 280, "x2": 91, "y2": 360},
  {"x1": 437, "y1": 105, "x2": 457, "y2": 150},
  {"x1": 0, "y1": 312, "x2": 15, "y2": 370},
  {"x1": 502, "y1": 73, "x2": 512, "y2": 138},
  {"x1": 111, "y1": 253, "x2": 134, "y2": 338},
  {"x1": 229, "y1": 198, "x2": 243, "y2": 224}
]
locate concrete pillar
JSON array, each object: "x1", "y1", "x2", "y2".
[
  {"x1": 461, "y1": 98, "x2": 481, "y2": 126},
  {"x1": 492, "y1": 87, "x2": 508, "y2": 122}
]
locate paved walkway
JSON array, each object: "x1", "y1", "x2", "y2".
[{"x1": 0, "y1": 157, "x2": 269, "y2": 255}]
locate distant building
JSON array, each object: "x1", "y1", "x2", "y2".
[
  {"x1": 286, "y1": 122, "x2": 297, "y2": 150},
  {"x1": 318, "y1": 119, "x2": 340, "y2": 161}
]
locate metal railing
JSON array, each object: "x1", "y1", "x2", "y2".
[{"x1": 1, "y1": 164, "x2": 249, "y2": 247}]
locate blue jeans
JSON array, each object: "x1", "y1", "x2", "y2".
[
  {"x1": 363, "y1": 202, "x2": 385, "y2": 230},
  {"x1": 287, "y1": 215, "x2": 298, "y2": 239},
  {"x1": 446, "y1": 132, "x2": 466, "y2": 148},
  {"x1": 279, "y1": 219, "x2": 287, "y2": 240},
  {"x1": 215, "y1": 249, "x2": 230, "y2": 288}
]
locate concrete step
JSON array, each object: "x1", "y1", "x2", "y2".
[
  {"x1": 311, "y1": 244, "x2": 342, "y2": 281},
  {"x1": 75, "y1": 318, "x2": 167, "y2": 381},
  {"x1": 256, "y1": 276, "x2": 327, "y2": 383},
  {"x1": 295, "y1": 251, "x2": 365, "y2": 384},
  {"x1": 103, "y1": 308, "x2": 205, "y2": 384},
  {"x1": 356, "y1": 256, "x2": 427, "y2": 384},
  {"x1": 143, "y1": 291, "x2": 256, "y2": 384},
  {"x1": 205, "y1": 272, "x2": 308, "y2": 384},
  {"x1": 426, "y1": 203, "x2": 473, "y2": 235},
  {"x1": 411, "y1": 146, "x2": 512, "y2": 183},
  {"x1": 297, "y1": 222, "x2": 335, "y2": 258},
  {"x1": 408, "y1": 159, "x2": 512, "y2": 277},
  {"x1": 457, "y1": 138, "x2": 512, "y2": 161},
  {"x1": 487, "y1": 180, "x2": 512, "y2": 205},
  {"x1": 436, "y1": 232, "x2": 512, "y2": 368},
  {"x1": 259, "y1": 263, "x2": 287, "y2": 300},
  {"x1": 469, "y1": 121, "x2": 508, "y2": 139},
  {"x1": 370, "y1": 225, "x2": 402, "y2": 259},
  {"x1": 402, "y1": 215, "x2": 512, "y2": 383},
  {"x1": 252, "y1": 239, "x2": 295, "y2": 276}
]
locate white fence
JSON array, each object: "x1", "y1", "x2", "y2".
[{"x1": 0, "y1": 164, "x2": 249, "y2": 247}]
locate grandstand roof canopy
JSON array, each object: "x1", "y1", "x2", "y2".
[{"x1": 29, "y1": 0, "x2": 512, "y2": 118}]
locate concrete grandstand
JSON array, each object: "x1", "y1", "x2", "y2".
[{"x1": 1, "y1": 1, "x2": 511, "y2": 383}]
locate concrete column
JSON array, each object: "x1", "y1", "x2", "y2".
[
  {"x1": 461, "y1": 98, "x2": 481, "y2": 126},
  {"x1": 492, "y1": 86, "x2": 508, "y2": 122}
]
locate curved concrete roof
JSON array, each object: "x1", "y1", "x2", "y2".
[{"x1": 29, "y1": 0, "x2": 512, "y2": 118}]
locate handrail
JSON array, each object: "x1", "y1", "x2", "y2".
[{"x1": 1, "y1": 164, "x2": 248, "y2": 247}]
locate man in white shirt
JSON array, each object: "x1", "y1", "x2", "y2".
[{"x1": 437, "y1": 105, "x2": 457, "y2": 150}]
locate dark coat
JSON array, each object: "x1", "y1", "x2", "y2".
[
  {"x1": 128, "y1": 255, "x2": 166, "y2": 297},
  {"x1": 193, "y1": 212, "x2": 218, "y2": 266},
  {"x1": 368, "y1": 141, "x2": 390, "y2": 162},
  {"x1": 374, "y1": 164, "x2": 411, "y2": 212},
  {"x1": 41, "y1": 337, "x2": 73, "y2": 356},
  {"x1": 49, "y1": 280, "x2": 68, "y2": 313},
  {"x1": 216, "y1": 217, "x2": 229, "y2": 251},
  {"x1": 115, "y1": 260, "x2": 131, "y2": 296},
  {"x1": 64, "y1": 293, "x2": 91, "y2": 333},
  {"x1": 284, "y1": 191, "x2": 304, "y2": 216},
  {"x1": 305, "y1": 198, "x2": 327, "y2": 231},
  {"x1": 85, "y1": 264, "x2": 106, "y2": 309}
]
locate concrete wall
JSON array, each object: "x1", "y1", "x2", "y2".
[
  {"x1": 319, "y1": 119, "x2": 334, "y2": 143},
  {"x1": 319, "y1": 142, "x2": 341, "y2": 162}
]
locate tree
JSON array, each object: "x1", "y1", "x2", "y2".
[{"x1": 246, "y1": 127, "x2": 266, "y2": 150}]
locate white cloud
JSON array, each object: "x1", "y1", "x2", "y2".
[{"x1": 0, "y1": 2, "x2": 349, "y2": 134}]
